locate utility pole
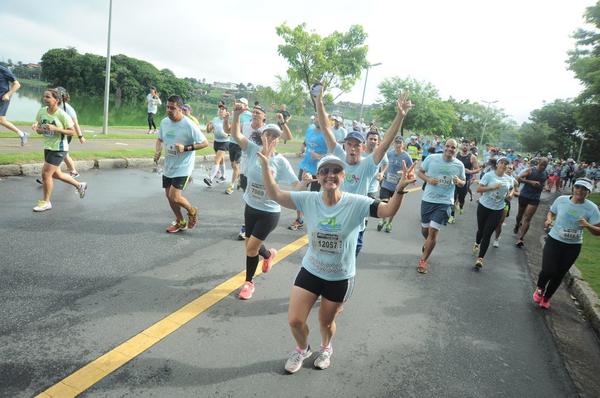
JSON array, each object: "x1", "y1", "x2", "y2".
[
  {"x1": 479, "y1": 99, "x2": 498, "y2": 147},
  {"x1": 102, "y1": 0, "x2": 113, "y2": 135},
  {"x1": 359, "y1": 62, "x2": 382, "y2": 122}
]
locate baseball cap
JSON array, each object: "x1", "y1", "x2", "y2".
[
  {"x1": 410, "y1": 135, "x2": 417, "y2": 140},
  {"x1": 253, "y1": 104, "x2": 266, "y2": 114},
  {"x1": 394, "y1": 135, "x2": 404, "y2": 143},
  {"x1": 239, "y1": 98, "x2": 249, "y2": 106},
  {"x1": 497, "y1": 156, "x2": 510, "y2": 164},
  {"x1": 317, "y1": 154, "x2": 346, "y2": 171},
  {"x1": 258, "y1": 123, "x2": 282, "y2": 137},
  {"x1": 344, "y1": 131, "x2": 365, "y2": 143},
  {"x1": 574, "y1": 178, "x2": 593, "y2": 191}
]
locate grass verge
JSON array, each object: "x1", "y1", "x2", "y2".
[{"x1": 576, "y1": 192, "x2": 600, "y2": 297}]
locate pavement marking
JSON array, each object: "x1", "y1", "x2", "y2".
[{"x1": 37, "y1": 235, "x2": 309, "y2": 398}]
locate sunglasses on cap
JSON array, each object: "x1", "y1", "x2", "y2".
[{"x1": 318, "y1": 167, "x2": 343, "y2": 176}]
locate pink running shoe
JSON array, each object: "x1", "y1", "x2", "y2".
[
  {"x1": 417, "y1": 258, "x2": 428, "y2": 274},
  {"x1": 262, "y1": 248, "x2": 278, "y2": 273},
  {"x1": 238, "y1": 281, "x2": 255, "y2": 300},
  {"x1": 533, "y1": 289, "x2": 543, "y2": 304},
  {"x1": 539, "y1": 297, "x2": 551, "y2": 309}
]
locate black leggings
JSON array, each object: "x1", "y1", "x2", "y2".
[
  {"x1": 147, "y1": 112, "x2": 157, "y2": 130},
  {"x1": 536, "y1": 236, "x2": 581, "y2": 299},
  {"x1": 452, "y1": 181, "x2": 469, "y2": 216},
  {"x1": 475, "y1": 203, "x2": 504, "y2": 258}
]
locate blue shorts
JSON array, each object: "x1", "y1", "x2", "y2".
[
  {"x1": 421, "y1": 201, "x2": 451, "y2": 230},
  {"x1": 0, "y1": 99, "x2": 10, "y2": 117}
]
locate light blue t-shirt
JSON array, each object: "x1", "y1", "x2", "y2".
[
  {"x1": 243, "y1": 141, "x2": 299, "y2": 213},
  {"x1": 382, "y1": 149, "x2": 413, "y2": 191},
  {"x1": 332, "y1": 126, "x2": 347, "y2": 143},
  {"x1": 366, "y1": 152, "x2": 388, "y2": 194},
  {"x1": 159, "y1": 116, "x2": 206, "y2": 178},
  {"x1": 478, "y1": 171, "x2": 515, "y2": 211},
  {"x1": 290, "y1": 191, "x2": 374, "y2": 281},
  {"x1": 333, "y1": 144, "x2": 378, "y2": 195},
  {"x1": 299, "y1": 126, "x2": 328, "y2": 175},
  {"x1": 229, "y1": 111, "x2": 252, "y2": 143},
  {"x1": 549, "y1": 195, "x2": 600, "y2": 244},
  {"x1": 211, "y1": 117, "x2": 229, "y2": 142},
  {"x1": 421, "y1": 154, "x2": 466, "y2": 205}
]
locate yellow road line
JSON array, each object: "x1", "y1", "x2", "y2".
[{"x1": 37, "y1": 235, "x2": 309, "y2": 398}]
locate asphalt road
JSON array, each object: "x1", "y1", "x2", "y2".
[{"x1": 0, "y1": 161, "x2": 585, "y2": 397}]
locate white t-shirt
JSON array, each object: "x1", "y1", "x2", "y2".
[{"x1": 147, "y1": 94, "x2": 162, "y2": 114}]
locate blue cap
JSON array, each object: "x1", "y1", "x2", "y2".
[{"x1": 344, "y1": 131, "x2": 365, "y2": 143}]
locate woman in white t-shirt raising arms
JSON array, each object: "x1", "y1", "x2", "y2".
[{"x1": 257, "y1": 147, "x2": 416, "y2": 374}]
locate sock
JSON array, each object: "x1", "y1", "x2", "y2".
[
  {"x1": 17, "y1": 130, "x2": 25, "y2": 137},
  {"x1": 320, "y1": 343, "x2": 332, "y2": 351},
  {"x1": 210, "y1": 165, "x2": 219, "y2": 180},
  {"x1": 259, "y1": 245, "x2": 270, "y2": 258},
  {"x1": 219, "y1": 163, "x2": 226, "y2": 178},
  {"x1": 245, "y1": 255, "x2": 259, "y2": 282}
]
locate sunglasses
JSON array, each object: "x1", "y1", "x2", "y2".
[{"x1": 318, "y1": 167, "x2": 343, "y2": 176}]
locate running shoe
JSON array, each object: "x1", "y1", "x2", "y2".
[
  {"x1": 539, "y1": 297, "x2": 551, "y2": 309},
  {"x1": 36, "y1": 178, "x2": 43, "y2": 185},
  {"x1": 417, "y1": 258, "x2": 428, "y2": 274},
  {"x1": 474, "y1": 258, "x2": 484, "y2": 270},
  {"x1": 237, "y1": 225, "x2": 246, "y2": 241},
  {"x1": 285, "y1": 346, "x2": 312, "y2": 374},
  {"x1": 166, "y1": 220, "x2": 187, "y2": 233},
  {"x1": 472, "y1": 243, "x2": 480, "y2": 255},
  {"x1": 69, "y1": 170, "x2": 80, "y2": 178},
  {"x1": 33, "y1": 200, "x2": 52, "y2": 212},
  {"x1": 20, "y1": 132, "x2": 29, "y2": 146},
  {"x1": 515, "y1": 240, "x2": 524, "y2": 248},
  {"x1": 187, "y1": 207, "x2": 198, "y2": 229},
  {"x1": 225, "y1": 184, "x2": 234, "y2": 195},
  {"x1": 314, "y1": 346, "x2": 333, "y2": 370},
  {"x1": 288, "y1": 219, "x2": 304, "y2": 230},
  {"x1": 203, "y1": 177, "x2": 212, "y2": 187},
  {"x1": 492, "y1": 239, "x2": 500, "y2": 248},
  {"x1": 262, "y1": 248, "x2": 278, "y2": 273},
  {"x1": 77, "y1": 182, "x2": 88, "y2": 198},
  {"x1": 238, "y1": 281, "x2": 255, "y2": 300},
  {"x1": 377, "y1": 219, "x2": 385, "y2": 232},
  {"x1": 447, "y1": 215, "x2": 455, "y2": 224},
  {"x1": 533, "y1": 289, "x2": 543, "y2": 304},
  {"x1": 218, "y1": 176, "x2": 227, "y2": 183},
  {"x1": 384, "y1": 222, "x2": 392, "y2": 233}
]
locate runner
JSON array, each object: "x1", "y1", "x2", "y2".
[
  {"x1": 534, "y1": 178, "x2": 600, "y2": 309},
  {"x1": 416, "y1": 139, "x2": 466, "y2": 273},
  {"x1": 225, "y1": 98, "x2": 252, "y2": 195},
  {"x1": 204, "y1": 102, "x2": 230, "y2": 187},
  {"x1": 146, "y1": 87, "x2": 161, "y2": 134},
  {"x1": 182, "y1": 104, "x2": 200, "y2": 126},
  {"x1": 0, "y1": 64, "x2": 28, "y2": 145},
  {"x1": 315, "y1": 84, "x2": 412, "y2": 256},
  {"x1": 31, "y1": 89, "x2": 87, "y2": 212},
  {"x1": 56, "y1": 87, "x2": 85, "y2": 178},
  {"x1": 406, "y1": 135, "x2": 421, "y2": 164},
  {"x1": 228, "y1": 104, "x2": 301, "y2": 300},
  {"x1": 449, "y1": 139, "x2": 480, "y2": 224},
  {"x1": 153, "y1": 95, "x2": 208, "y2": 233},
  {"x1": 377, "y1": 135, "x2": 412, "y2": 232},
  {"x1": 493, "y1": 163, "x2": 519, "y2": 247},
  {"x1": 365, "y1": 130, "x2": 388, "y2": 201},
  {"x1": 256, "y1": 150, "x2": 415, "y2": 373},
  {"x1": 331, "y1": 115, "x2": 347, "y2": 143},
  {"x1": 288, "y1": 114, "x2": 328, "y2": 231},
  {"x1": 515, "y1": 157, "x2": 549, "y2": 247},
  {"x1": 472, "y1": 157, "x2": 514, "y2": 269}
]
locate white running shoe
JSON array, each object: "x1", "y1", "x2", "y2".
[
  {"x1": 472, "y1": 243, "x2": 480, "y2": 255},
  {"x1": 285, "y1": 346, "x2": 312, "y2": 374},
  {"x1": 492, "y1": 239, "x2": 500, "y2": 248},
  {"x1": 33, "y1": 200, "x2": 52, "y2": 212},
  {"x1": 313, "y1": 347, "x2": 332, "y2": 370},
  {"x1": 77, "y1": 182, "x2": 88, "y2": 198}
]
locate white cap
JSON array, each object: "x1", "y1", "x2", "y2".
[
  {"x1": 258, "y1": 123, "x2": 282, "y2": 137},
  {"x1": 574, "y1": 178, "x2": 593, "y2": 191},
  {"x1": 239, "y1": 98, "x2": 248, "y2": 106},
  {"x1": 317, "y1": 154, "x2": 346, "y2": 171}
]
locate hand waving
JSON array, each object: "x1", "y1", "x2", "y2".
[{"x1": 396, "y1": 91, "x2": 413, "y2": 118}]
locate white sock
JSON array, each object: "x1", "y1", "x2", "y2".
[
  {"x1": 219, "y1": 163, "x2": 226, "y2": 178},
  {"x1": 17, "y1": 130, "x2": 25, "y2": 137},
  {"x1": 210, "y1": 165, "x2": 219, "y2": 180}
]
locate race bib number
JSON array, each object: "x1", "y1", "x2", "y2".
[
  {"x1": 491, "y1": 189, "x2": 505, "y2": 201},
  {"x1": 438, "y1": 175, "x2": 453, "y2": 186},
  {"x1": 386, "y1": 172, "x2": 399, "y2": 184},
  {"x1": 249, "y1": 182, "x2": 265, "y2": 200},
  {"x1": 558, "y1": 228, "x2": 582, "y2": 241},
  {"x1": 312, "y1": 231, "x2": 343, "y2": 254},
  {"x1": 167, "y1": 144, "x2": 177, "y2": 156}
]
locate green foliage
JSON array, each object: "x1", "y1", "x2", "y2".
[
  {"x1": 276, "y1": 23, "x2": 369, "y2": 100},
  {"x1": 525, "y1": 99, "x2": 579, "y2": 158},
  {"x1": 519, "y1": 122, "x2": 553, "y2": 153},
  {"x1": 375, "y1": 77, "x2": 457, "y2": 134},
  {"x1": 40, "y1": 48, "x2": 193, "y2": 102}
]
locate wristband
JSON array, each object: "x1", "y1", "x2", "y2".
[
  {"x1": 396, "y1": 188, "x2": 408, "y2": 195},
  {"x1": 185, "y1": 144, "x2": 194, "y2": 152},
  {"x1": 78, "y1": 135, "x2": 83, "y2": 138}
]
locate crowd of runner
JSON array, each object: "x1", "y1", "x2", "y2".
[{"x1": 4, "y1": 68, "x2": 600, "y2": 374}]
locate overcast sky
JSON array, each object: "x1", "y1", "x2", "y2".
[{"x1": 1, "y1": 0, "x2": 597, "y2": 123}]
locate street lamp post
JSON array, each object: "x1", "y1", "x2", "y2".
[
  {"x1": 479, "y1": 99, "x2": 498, "y2": 147},
  {"x1": 359, "y1": 62, "x2": 382, "y2": 122},
  {"x1": 102, "y1": 0, "x2": 113, "y2": 135},
  {"x1": 575, "y1": 130, "x2": 586, "y2": 162}
]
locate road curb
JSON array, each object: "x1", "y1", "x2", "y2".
[
  {"x1": 0, "y1": 152, "x2": 304, "y2": 177},
  {"x1": 565, "y1": 266, "x2": 600, "y2": 339}
]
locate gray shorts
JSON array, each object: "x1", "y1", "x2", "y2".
[
  {"x1": 0, "y1": 99, "x2": 10, "y2": 117},
  {"x1": 421, "y1": 201, "x2": 451, "y2": 230},
  {"x1": 44, "y1": 149, "x2": 67, "y2": 166}
]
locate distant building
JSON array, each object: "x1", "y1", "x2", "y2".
[{"x1": 212, "y1": 82, "x2": 238, "y2": 90}]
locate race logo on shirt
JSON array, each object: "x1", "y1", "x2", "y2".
[
  {"x1": 318, "y1": 217, "x2": 342, "y2": 232},
  {"x1": 344, "y1": 174, "x2": 360, "y2": 185}
]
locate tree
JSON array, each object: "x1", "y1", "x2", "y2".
[
  {"x1": 375, "y1": 77, "x2": 457, "y2": 135},
  {"x1": 276, "y1": 23, "x2": 369, "y2": 104},
  {"x1": 527, "y1": 99, "x2": 579, "y2": 158},
  {"x1": 519, "y1": 122, "x2": 553, "y2": 154},
  {"x1": 448, "y1": 98, "x2": 510, "y2": 144}
]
